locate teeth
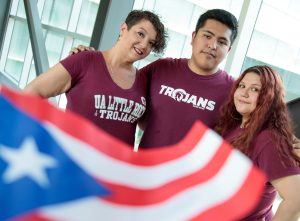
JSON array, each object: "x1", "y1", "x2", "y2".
[{"x1": 134, "y1": 47, "x2": 142, "y2": 55}]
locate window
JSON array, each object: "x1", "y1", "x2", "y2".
[
  {"x1": 242, "y1": 0, "x2": 300, "y2": 102},
  {"x1": 0, "y1": 0, "x2": 100, "y2": 107}
]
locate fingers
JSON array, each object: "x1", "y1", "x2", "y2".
[
  {"x1": 68, "y1": 45, "x2": 96, "y2": 56},
  {"x1": 68, "y1": 48, "x2": 79, "y2": 55},
  {"x1": 293, "y1": 148, "x2": 300, "y2": 158},
  {"x1": 79, "y1": 45, "x2": 95, "y2": 51},
  {"x1": 293, "y1": 143, "x2": 300, "y2": 149},
  {"x1": 292, "y1": 136, "x2": 300, "y2": 149}
]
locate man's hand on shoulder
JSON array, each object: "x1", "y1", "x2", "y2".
[
  {"x1": 292, "y1": 135, "x2": 300, "y2": 157},
  {"x1": 69, "y1": 45, "x2": 95, "y2": 56}
]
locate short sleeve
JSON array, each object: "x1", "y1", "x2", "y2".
[
  {"x1": 254, "y1": 132, "x2": 300, "y2": 181},
  {"x1": 60, "y1": 51, "x2": 93, "y2": 85}
]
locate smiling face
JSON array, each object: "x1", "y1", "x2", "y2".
[
  {"x1": 188, "y1": 19, "x2": 232, "y2": 75},
  {"x1": 234, "y1": 72, "x2": 262, "y2": 125},
  {"x1": 119, "y1": 19, "x2": 157, "y2": 62}
]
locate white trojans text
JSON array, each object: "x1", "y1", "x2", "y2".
[{"x1": 159, "y1": 85, "x2": 215, "y2": 111}]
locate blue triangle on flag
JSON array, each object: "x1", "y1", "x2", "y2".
[{"x1": 0, "y1": 95, "x2": 110, "y2": 220}]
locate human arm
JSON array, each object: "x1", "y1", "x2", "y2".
[
  {"x1": 271, "y1": 174, "x2": 300, "y2": 221},
  {"x1": 137, "y1": 109, "x2": 149, "y2": 131},
  {"x1": 23, "y1": 63, "x2": 71, "y2": 98}
]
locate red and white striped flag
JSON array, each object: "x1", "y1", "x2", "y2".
[{"x1": 0, "y1": 86, "x2": 265, "y2": 221}]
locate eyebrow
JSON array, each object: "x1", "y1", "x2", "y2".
[
  {"x1": 201, "y1": 30, "x2": 229, "y2": 42},
  {"x1": 240, "y1": 82, "x2": 262, "y2": 87}
]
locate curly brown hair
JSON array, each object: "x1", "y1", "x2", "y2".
[{"x1": 125, "y1": 10, "x2": 168, "y2": 55}]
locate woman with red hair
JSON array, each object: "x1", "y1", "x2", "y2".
[{"x1": 215, "y1": 65, "x2": 300, "y2": 221}]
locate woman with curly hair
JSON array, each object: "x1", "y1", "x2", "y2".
[
  {"x1": 23, "y1": 10, "x2": 167, "y2": 146},
  {"x1": 215, "y1": 65, "x2": 300, "y2": 221}
]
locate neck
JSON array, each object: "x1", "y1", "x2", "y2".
[
  {"x1": 187, "y1": 59, "x2": 219, "y2": 76},
  {"x1": 240, "y1": 117, "x2": 248, "y2": 128},
  {"x1": 103, "y1": 48, "x2": 132, "y2": 69},
  {"x1": 102, "y1": 49, "x2": 136, "y2": 80}
]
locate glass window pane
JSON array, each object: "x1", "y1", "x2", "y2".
[
  {"x1": 243, "y1": 1, "x2": 300, "y2": 102},
  {"x1": 27, "y1": 62, "x2": 36, "y2": 85},
  {"x1": 76, "y1": 0, "x2": 99, "y2": 36},
  {"x1": 164, "y1": 31, "x2": 186, "y2": 58},
  {"x1": 42, "y1": 0, "x2": 74, "y2": 29},
  {"x1": 16, "y1": 0, "x2": 26, "y2": 18},
  {"x1": 152, "y1": 0, "x2": 194, "y2": 33},
  {"x1": 72, "y1": 38, "x2": 89, "y2": 48},
  {"x1": 45, "y1": 30, "x2": 65, "y2": 66},
  {"x1": 5, "y1": 20, "x2": 29, "y2": 80},
  {"x1": 5, "y1": 59, "x2": 23, "y2": 81},
  {"x1": 41, "y1": 0, "x2": 53, "y2": 24}
]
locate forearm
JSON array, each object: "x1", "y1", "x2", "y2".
[
  {"x1": 23, "y1": 84, "x2": 48, "y2": 98},
  {"x1": 23, "y1": 63, "x2": 71, "y2": 98},
  {"x1": 272, "y1": 200, "x2": 300, "y2": 221}
]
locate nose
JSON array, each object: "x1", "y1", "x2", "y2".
[
  {"x1": 140, "y1": 39, "x2": 149, "y2": 49},
  {"x1": 208, "y1": 39, "x2": 217, "y2": 49},
  {"x1": 240, "y1": 88, "x2": 249, "y2": 97}
]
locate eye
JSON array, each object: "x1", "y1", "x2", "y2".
[
  {"x1": 238, "y1": 83, "x2": 245, "y2": 88},
  {"x1": 218, "y1": 40, "x2": 228, "y2": 46},
  {"x1": 203, "y1": 34, "x2": 211, "y2": 39},
  {"x1": 137, "y1": 31, "x2": 145, "y2": 38},
  {"x1": 251, "y1": 87, "x2": 260, "y2": 92}
]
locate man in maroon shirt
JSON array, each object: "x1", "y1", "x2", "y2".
[{"x1": 139, "y1": 9, "x2": 238, "y2": 148}]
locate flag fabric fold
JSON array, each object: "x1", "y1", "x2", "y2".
[{"x1": 0, "y1": 86, "x2": 265, "y2": 221}]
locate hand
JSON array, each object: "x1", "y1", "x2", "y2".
[
  {"x1": 292, "y1": 135, "x2": 300, "y2": 157},
  {"x1": 69, "y1": 45, "x2": 95, "y2": 55}
]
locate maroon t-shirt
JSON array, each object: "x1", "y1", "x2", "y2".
[
  {"x1": 224, "y1": 126, "x2": 300, "y2": 220},
  {"x1": 60, "y1": 51, "x2": 147, "y2": 146},
  {"x1": 139, "y1": 58, "x2": 234, "y2": 148}
]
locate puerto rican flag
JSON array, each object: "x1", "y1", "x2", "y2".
[{"x1": 0, "y1": 86, "x2": 265, "y2": 221}]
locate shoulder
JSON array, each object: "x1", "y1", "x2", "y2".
[
  {"x1": 61, "y1": 50, "x2": 102, "y2": 65},
  {"x1": 250, "y1": 129, "x2": 275, "y2": 163},
  {"x1": 217, "y1": 70, "x2": 235, "y2": 84},
  {"x1": 251, "y1": 129, "x2": 300, "y2": 180},
  {"x1": 252, "y1": 129, "x2": 274, "y2": 152},
  {"x1": 60, "y1": 51, "x2": 104, "y2": 80},
  {"x1": 139, "y1": 58, "x2": 187, "y2": 77},
  {"x1": 208, "y1": 70, "x2": 234, "y2": 93},
  {"x1": 142, "y1": 57, "x2": 186, "y2": 69}
]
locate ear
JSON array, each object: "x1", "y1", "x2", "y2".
[
  {"x1": 191, "y1": 31, "x2": 196, "y2": 45},
  {"x1": 120, "y1": 22, "x2": 128, "y2": 36},
  {"x1": 228, "y1": 45, "x2": 232, "y2": 53}
]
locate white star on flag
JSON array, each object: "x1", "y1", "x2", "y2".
[{"x1": 0, "y1": 137, "x2": 57, "y2": 187}]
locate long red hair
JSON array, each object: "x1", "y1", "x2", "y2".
[{"x1": 215, "y1": 65, "x2": 300, "y2": 165}]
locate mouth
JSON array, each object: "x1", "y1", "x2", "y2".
[
  {"x1": 134, "y1": 47, "x2": 143, "y2": 56},
  {"x1": 201, "y1": 51, "x2": 216, "y2": 58},
  {"x1": 237, "y1": 99, "x2": 250, "y2": 104}
]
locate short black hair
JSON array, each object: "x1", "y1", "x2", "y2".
[
  {"x1": 125, "y1": 10, "x2": 167, "y2": 54},
  {"x1": 195, "y1": 9, "x2": 238, "y2": 46}
]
